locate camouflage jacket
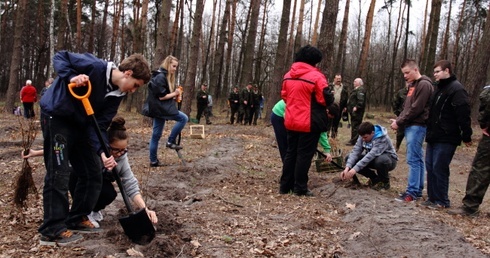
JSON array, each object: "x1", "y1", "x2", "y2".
[{"x1": 478, "y1": 85, "x2": 490, "y2": 129}]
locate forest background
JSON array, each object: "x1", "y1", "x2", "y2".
[{"x1": 0, "y1": 0, "x2": 489, "y2": 120}]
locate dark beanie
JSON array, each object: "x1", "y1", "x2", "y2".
[{"x1": 294, "y1": 45, "x2": 323, "y2": 66}]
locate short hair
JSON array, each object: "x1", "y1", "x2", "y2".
[
  {"x1": 354, "y1": 78, "x2": 364, "y2": 86},
  {"x1": 26, "y1": 80, "x2": 32, "y2": 85},
  {"x1": 119, "y1": 53, "x2": 151, "y2": 83},
  {"x1": 326, "y1": 103, "x2": 340, "y2": 120},
  {"x1": 358, "y1": 121, "x2": 375, "y2": 135},
  {"x1": 294, "y1": 45, "x2": 323, "y2": 66},
  {"x1": 400, "y1": 59, "x2": 419, "y2": 69},
  {"x1": 433, "y1": 60, "x2": 452, "y2": 74}
]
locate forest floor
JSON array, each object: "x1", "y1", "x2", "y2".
[{"x1": 0, "y1": 107, "x2": 489, "y2": 258}]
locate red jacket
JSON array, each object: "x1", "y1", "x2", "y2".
[
  {"x1": 281, "y1": 62, "x2": 330, "y2": 133},
  {"x1": 20, "y1": 85, "x2": 37, "y2": 103}
]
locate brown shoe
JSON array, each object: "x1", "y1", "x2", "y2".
[{"x1": 68, "y1": 216, "x2": 103, "y2": 233}]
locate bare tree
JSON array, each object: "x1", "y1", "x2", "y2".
[
  {"x1": 334, "y1": 0, "x2": 350, "y2": 75},
  {"x1": 239, "y1": 0, "x2": 261, "y2": 86},
  {"x1": 356, "y1": 0, "x2": 376, "y2": 79},
  {"x1": 211, "y1": 0, "x2": 232, "y2": 100},
  {"x1": 311, "y1": 0, "x2": 322, "y2": 45},
  {"x1": 4, "y1": 0, "x2": 27, "y2": 113},
  {"x1": 293, "y1": 0, "x2": 306, "y2": 54},
  {"x1": 438, "y1": 0, "x2": 453, "y2": 60},
  {"x1": 420, "y1": 0, "x2": 442, "y2": 75},
  {"x1": 318, "y1": 0, "x2": 340, "y2": 77}
]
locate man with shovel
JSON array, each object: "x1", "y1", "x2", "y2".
[
  {"x1": 39, "y1": 51, "x2": 151, "y2": 246},
  {"x1": 340, "y1": 122, "x2": 398, "y2": 190}
]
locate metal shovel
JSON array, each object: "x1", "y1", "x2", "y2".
[{"x1": 68, "y1": 82, "x2": 155, "y2": 245}]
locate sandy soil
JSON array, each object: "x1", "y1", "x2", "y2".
[{"x1": 0, "y1": 109, "x2": 489, "y2": 258}]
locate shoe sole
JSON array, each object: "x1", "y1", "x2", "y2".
[
  {"x1": 40, "y1": 235, "x2": 84, "y2": 246},
  {"x1": 69, "y1": 228, "x2": 103, "y2": 234}
]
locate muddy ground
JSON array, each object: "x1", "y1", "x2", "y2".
[{"x1": 0, "y1": 107, "x2": 489, "y2": 258}]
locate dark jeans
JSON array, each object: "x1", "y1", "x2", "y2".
[
  {"x1": 463, "y1": 134, "x2": 490, "y2": 212},
  {"x1": 349, "y1": 111, "x2": 364, "y2": 143},
  {"x1": 196, "y1": 104, "x2": 209, "y2": 123},
  {"x1": 39, "y1": 115, "x2": 102, "y2": 238},
  {"x1": 251, "y1": 106, "x2": 260, "y2": 125},
  {"x1": 347, "y1": 153, "x2": 397, "y2": 183},
  {"x1": 230, "y1": 105, "x2": 239, "y2": 124},
  {"x1": 426, "y1": 142, "x2": 457, "y2": 207},
  {"x1": 70, "y1": 172, "x2": 117, "y2": 212},
  {"x1": 280, "y1": 130, "x2": 320, "y2": 194},
  {"x1": 271, "y1": 113, "x2": 287, "y2": 162},
  {"x1": 328, "y1": 114, "x2": 342, "y2": 138},
  {"x1": 23, "y1": 102, "x2": 35, "y2": 118}
]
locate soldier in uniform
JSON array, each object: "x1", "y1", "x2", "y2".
[
  {"x1": 228, "y1": 87, "x2": 240, "y2": 124},
  {"x1": 239, "y1": 83, "x2": 253, "y2": 125},
  {"x1": 196, "y1": 84, "x2": 211, "y2": 124},
  {"x1": 392, "y1": 83, "x2": 409, "y2": 151},
  {"x1": 448, "y1": 85, "x2": 490, "y2": 217},
  {"x1": 346, "y1": 78, "x2": 366, "y2": 145}
]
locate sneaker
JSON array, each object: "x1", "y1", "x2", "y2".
[
  {"x1": 447, "y1": 206, "x2": 480, "y2": 217},
  {"x1": 427, "y1": 203, "x2": 449, "y2": 210},
  {"x1": 150, "y1": 159, "x2": 163, "y2": 167},
  {"x1": 68, "y1": 216, "x2": 103, "y2": 233},
  {"x1": 420, "y1": 200, "x2": 434, "y2": 207},
  {"x1": 395, "y1": 193, "x2": 415, "y2": 203},
  {"x1": 371, "y1": 181, "x2": 390, "y2": 191},
  {"x1": 40, "y1": 230, "x2": 83, "y2": 247},
  {"x1": 166, "y1": 142, "x2": 183, "y2": 150},
  {"x1": 86, "y1": 213, "x2": 100, "y2": 228},
  {"x1": 90, "y1": 211, "x2": 103, "y2": 222},
  {"x1": 294, "y1": 190, "x2": 314, "y2": 197}
]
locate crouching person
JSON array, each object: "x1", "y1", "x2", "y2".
[{"x1": 340, "y1": 122, "x2": 398, "y2": 190}]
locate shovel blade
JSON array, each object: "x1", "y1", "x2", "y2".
[{"x1": 118, "y1": 208, "x2": 156, "y2": 245}]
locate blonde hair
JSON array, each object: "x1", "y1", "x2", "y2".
[{"x1": 160, "y1": 55, "x2": 178, "y2": 92}]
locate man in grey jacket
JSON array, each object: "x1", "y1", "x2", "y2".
[{"x1": 340, "y1": 122, "x2": 398, "y2": 190}]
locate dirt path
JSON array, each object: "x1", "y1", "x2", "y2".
[{"x1": 0, "y1": 111, "x2": 489, "y2": 257}]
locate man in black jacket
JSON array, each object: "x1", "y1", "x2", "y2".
[
  {"x1": 228, "y1": 87, "x2": 240, "y2": 124},
  {"x1": 196, "y1": 83, "x2": 211, "y2": 124},
  {"x1": 423, "y1": 60, "x2": 472, "y2": 210}
]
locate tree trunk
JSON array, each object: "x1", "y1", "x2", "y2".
[
  {"x1": 420, "y1": 0, "x2": 442, "y2": 75},
  {"x1": 49, "y1": 0, "x2": 55, "y2": 77},
  {"x1": 286, "y1": 0, "x2": 297, "y2": 65},
  {"x1": 211, "y1": 0, "x2": 232, "y2": 100},
  {"x1": 182, "y1": 0, "x2": 205, "y2": 116},
  {"x1": 311, "y1": 0, "x2": 322, "y2": 46},
  {"x1": 265, "y1": 0, "x2": 291, "y2": 120},
  {"x1": 452, "y1": 0, "x2": 467, "y2": 73},
  {"x1": 438, "y1": 0, "x2": 452, "y2": 60},
  {"x1": 201, "y1": 0, "x2": 218, "y2": 85},
  {"x1": 4, "y1": 0, "x2": 27, "y2": 113},
  {"x1": 56, "y1": 0, "x2": 68, "y2": 51},
  {"x1": 223, "y1": 0, "x2": 238, "y2": 93},
  {"x1": 99, "y1": 0, "x2": 109, "y2": 58},
  {"x1": 418, "y1": 0, "x2": 429, "y2": 62},
  {"x1": 76, "y1": 0, "x2": 81, "y2": 51},
  {"x1": 318, "y1": 0, "x2": 340, "y2": 77},
  {"x1": 254, "y1": 0, "x2": 270, "y2": 93},
  {"x1": 467, "y1": 4, "x2": 490, "y2": 122},
  {"x1": 239, "y1": 0, "x2": 261, "y2": 86},
  {"x1": 88, "y1": 1, "x2": 95, "y2": 53},
  {"x1": 153, "y1": 1, "x2": 172, "y2": 69},
  {"x1": 169, "y1": 0, "x2": 184, "y2": 56},
  {"x1": 293, "y1": 0, "x2": 306, "y2": 54},
  {"x1": 110, "y1": 0, "x2": 122, "y2": 61},
  {"x1": 356, "y1": 0, "x2": 376, "y2": 79},
  {"x1": 334, "y1": 0, "x2": 350, "y2": 75}
]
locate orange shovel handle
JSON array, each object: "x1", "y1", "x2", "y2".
[{"x1": 68, "y1": 81, "x2": 93, "y2": 115}]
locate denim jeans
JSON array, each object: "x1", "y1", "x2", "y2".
[
  {"x1": 404, "y1": 125, "x2": 426, "y2": 198},
  {"x1": 39, "y1": 115, "x2": 102, "y2": 238},
  {"x1": 149, "y1": 111, "x2": 188, "y2": 163},
  {"x1": 271, "y1": 113, "x2": 287, "y2": 162},
  {"x1": 425, "y1": 142, "x2": 457, "y2": 207},
  {"x1": 349, "y1": 153, "x2": 397, "y2": 183}
]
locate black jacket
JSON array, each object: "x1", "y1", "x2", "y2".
[
  {"x1": 426, "y1": 75, "x2": 472, "y2": 145},
  {"x1": 142, "y1": 68, "x2": 179, "y2": 118}
]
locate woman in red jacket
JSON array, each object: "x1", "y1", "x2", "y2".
[
  {"x1": 280, "y1": 45, "x2": 334, "y2": 196},
  {"x1": 20, "y1": 79, "x2": 37, "y2": 118}
]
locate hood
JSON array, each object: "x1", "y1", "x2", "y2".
[
  {"x1": 152, "y1": 68, "x2": 167, "y2": 76},
  {"x1": 289, "y1": 62, "x2": 318, "y2": 78},
  {"x1": 373, "y1": 125, "x2": 388, "y2": 140}
]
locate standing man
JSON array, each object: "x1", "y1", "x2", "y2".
[
  {"x1": 391, "y1": 59, "x2": 433, "y2": 203},
  {"x1": 239, "y1": 83, "x2": 253, "y2": 125},
  {"x1": 448, "y1": 85, "x2": 490, "y2": 217},
  {"x1": 328, "y1": 73, "x2": 348, "y2": 138},
  {"x1": 20, "y1": 80, "x2": 37, "y2": 118},
  {"x1": 423, "y1": 60, "x2": 472, "y2": 209},
  {"x1": 280, "y1": 45, "x2": 333, "y2": 196},
  {"x1": 346, "y1": 78, "x2": 366, "y2": 145},
  {"x1": 196, "y1": 83, "x2": 211, "y2": 125},
  {"x1": 228, "y1": 86, "x2": 240, "y2": 124},
  {"x1": 391, "y1": 83, "x2": 409, "y2": 152},
  {"x1": 251, "y1": 85, "x2": 263, "y2": 125}
]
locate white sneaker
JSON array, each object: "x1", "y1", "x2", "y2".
[
  {"x1": 87, "y1": 213, "x2": 100, "y2": 228},
  {"x1": 90, "y1": 211, "x2": 104, "y2": 222}
]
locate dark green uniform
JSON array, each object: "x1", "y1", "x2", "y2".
[
  {"x1": 461, "y1": 85, "x2": 490, "y2": 213},
  {"x1": 392, "y1": 86, "x2": 408, "y2": 151},
  {"x1": 347, "y1": 86, "x2": 366, "y2": 144}
]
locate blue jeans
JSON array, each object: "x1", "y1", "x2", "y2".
[
  {"x1": 39, "y1": 115, "x2": 102, "y2": 238},
  {"x1": 404, "y1": 125, "x2": 426, "y2": 198},
  {"x1": 149, "y1": 111, "x2": 188, "y2": 163},
  {"x1": 425, "y1": 142, "x2": 457, "y2": 207}
]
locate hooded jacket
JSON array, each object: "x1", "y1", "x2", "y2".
[
  {"x1": 426, "y1": 75, "x2": 472, "y2": 145},
  {"x1": 396, "y1": 75, "x2": 433, "y2": 127},
  {"x1": 20, "y1": 85, "x2": 37, "y2": 103},
  {"x1": 346, "y1": 125, "x2": 398, "y2": 173},
  {"x1": 281, "y1": 62, "x2": 333, "y2": 133}
]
